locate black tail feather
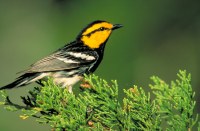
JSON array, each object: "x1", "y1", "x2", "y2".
[{"x1": 0, "y1": 73, "x2": 40, "y2": 90}]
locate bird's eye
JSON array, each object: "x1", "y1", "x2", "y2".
[{"x1": 99, "y1": 27, "x2": 105, "y2": 31}]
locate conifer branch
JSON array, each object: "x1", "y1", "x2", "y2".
[{"x1": 0, "y1": 70, "x2": 199, "y2": 130}]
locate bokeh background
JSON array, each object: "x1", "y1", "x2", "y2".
[{"x1": 0, "y1": 0, "x2": 199, "y2": 130}]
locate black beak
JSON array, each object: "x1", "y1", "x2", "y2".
[{"x1": 112, "y1": 24, "x2": 123, "y2": 30}]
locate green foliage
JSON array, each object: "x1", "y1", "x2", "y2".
[
  {"x1": 150, "y1": 71, "x2": 198, "y2": 131},
  {"x1": 0, "y1": 70, "x2": 199, "y2": 130}
]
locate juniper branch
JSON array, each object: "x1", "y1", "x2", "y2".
[{"x1": 0, "y1": 70, "x2": 199, "y2": 130}]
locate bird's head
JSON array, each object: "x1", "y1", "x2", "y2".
[{"x1": 77, "y1": 20, "x2": 122, "y2": 49}]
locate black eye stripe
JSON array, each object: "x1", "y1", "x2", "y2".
[
  {"x1": 99, "y1": 27, "x2": 105, "y2": 31},
  {"x1": 84, "y1": 27, "x2": 109, "y2": 37}
]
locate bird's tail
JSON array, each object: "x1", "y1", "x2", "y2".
[{"x1": 0, "y1": 73, "x2": 42, "y2": 90}]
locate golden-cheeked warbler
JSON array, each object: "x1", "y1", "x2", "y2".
[{"x1": 0, "y1": 20, "x2": 122, "y2": 93}]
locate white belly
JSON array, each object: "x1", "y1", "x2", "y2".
[
  {"x1": 50, "y1": 72, "x2": 83, "y2": 93},
  {"x1": 31, "y1": 71, "x2": 82, "y2": 93}
]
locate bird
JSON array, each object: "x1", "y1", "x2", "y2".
[{"x1": 0, "y1": 20, "x2": 122, "y2": 93}]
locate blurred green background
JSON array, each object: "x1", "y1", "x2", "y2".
[{"x1": 0, "y1": 0, "x2": 199, "y2": 130}]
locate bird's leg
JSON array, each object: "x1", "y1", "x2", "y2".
[{"x1": 66, "y1": 86, "x2": 73, "y2": 93}]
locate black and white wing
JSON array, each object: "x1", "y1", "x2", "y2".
[{"x1": 21, "y1": 46, "x2": 99, "y2": 74}]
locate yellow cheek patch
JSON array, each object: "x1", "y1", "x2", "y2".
[
  {"x1": 81, "y1": 30, "x2": 112, "y2": 49},
  {"x1": 82, "y1": 22, "x2": 113, "y2": 36}
]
